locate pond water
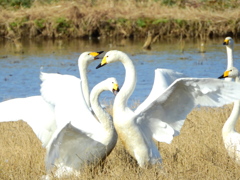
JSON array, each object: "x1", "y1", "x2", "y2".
[{"x1": 0, "y1": 37, "x2": 239, "y2": 105}]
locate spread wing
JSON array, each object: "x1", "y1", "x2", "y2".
[
  {"x1": 40, "y1": 72, "x2": 103, "y2": 134},
  {"x1": 0, "y1": 96, "x2": 56, "y2": 147},
  {"x1": 135, "y1": 78, "x2": 240, "y2": 144},
  {"x1": 46, "y1": 122, "x2": 108, "y2": 172},
  {"x1": 135, "y1": 68, "x2": 187, "y2": 113}
]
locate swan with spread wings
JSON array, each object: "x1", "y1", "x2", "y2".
[{"x1": 96, "y1": 50, "x2": 240, "y2": 167}]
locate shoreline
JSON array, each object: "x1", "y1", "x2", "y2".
[{"x1": 0, "y1": 1, "x2": 240, "y2": 40}]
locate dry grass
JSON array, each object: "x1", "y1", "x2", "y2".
[
  {"x1": 1, "y1": 104, "x2": 240, "y2": 179},
  {"x1": 0, "y1": 0, "x2": 240, "y2": 39}
]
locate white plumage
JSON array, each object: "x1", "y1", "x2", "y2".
[
  {"x1": 0, "y1": 51, "x2": 103, "y2": 147},
  {"x1": 45, "y1": 77, "x2": 119, "y2": 177},
  {"x1": 96, "y1": 50, "x2": 240, "y2": 168},
  {"x1": 223, "y1": 37, "x2": 234, "y2": 82},
  {"x1": 219, "y1": 67, "x2": 240, "y2": 164}
]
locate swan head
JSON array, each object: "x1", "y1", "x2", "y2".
[
  {"x1": 223, "y1": 37, "x2": 234, "y2": 47},
  {"x1": 218, "y1": 67, "x2": 239, "y2": 79},
  {"x1": 78, "y1": 51, "x2": 104, "y2": 65},
  {"x1": 96, "y1": 50, "x2": 126, "y2": 69},
  {"x1": 105, "y1": 77, "x2": 120, "y2": 95}
]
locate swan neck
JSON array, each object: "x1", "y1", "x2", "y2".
[
  {"x1": 226, "y1": 45, "x2": 234, "y2": 69},
  {"x1": 90, "y1": 85, "x2": 114, "y2": 132},
  {"x1": 222, "y1": 100, "x2": 240, "y2": 134},
  {"x1": 79, "y1": 60, "x2": 90, "y2": 108},
  {"x1": 222, "y1": 76, "x2": 240, "y2": 134},
  {"x1": 114, "y1": 54, "x2": 136, "y2": 109}
]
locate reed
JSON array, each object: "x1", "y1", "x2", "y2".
[
  {"x1": 0, "y1": 0, "x2": 240, "y2": 39},
  {"x1": 1, "y1": 104, "x2": 240, "y2": 179}
]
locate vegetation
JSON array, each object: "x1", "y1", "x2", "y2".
[
  {"x1": 1, "y1": 104, "x2": 240, "y2": 179},
  {"x1": 0, "y1": 0, "x2": 240, "y2": 39}
]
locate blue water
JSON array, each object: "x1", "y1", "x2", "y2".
[{"x1": 0, "y1": 38, "x2": 239, "y2": 105}]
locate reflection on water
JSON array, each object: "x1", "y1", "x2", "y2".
[{"x1": 0, "y1": 38, "x2": 239, "y2": 104}]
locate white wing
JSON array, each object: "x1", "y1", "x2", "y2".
[
  {"x1": 136, "y1": 68, "x2": 187, "y2": 113},
  {"x1": 135, "y1": 78, "x2": 240, "y2": 144},
  {"x1": 0, "y1": 96, "x2": 56, "y2": 147},
  {"x1": 40, "y1": 72, "x2": 81, "y2": 106},
  {"x1": 46, "y1": 122, "x2": 108, "y2": 172},
  {"x1": 40, "y1": 72, "x2": 103, "y2": 135}
]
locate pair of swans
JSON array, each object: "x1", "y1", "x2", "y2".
[
  {"x1": 96, "y1": 50, "x2": 240, "y2": 168},
  {"x1": 0, "y1": 51, "x2": 120, "y2": 176}
]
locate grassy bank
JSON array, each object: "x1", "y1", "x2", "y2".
[
  {"x1": 1, "y1": 105, "x2": 240, "y2": 179},
  {"x1": 0, "y1": 0, "x2": 240, "y2": 40}
]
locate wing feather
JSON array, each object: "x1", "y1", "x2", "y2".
[
  {"x1": 136, "y1": 78, "x2": 240, "y2": 144},
  {"x1": 46, "y1": 122, "x2": 107, "y2": 172}
]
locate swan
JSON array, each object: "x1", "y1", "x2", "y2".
[
  {"x1": 0, "y1": 51, "x2": 104, "y2": 147},
  {"x1": 223, "y1": 37, "x2": 234, "y2": 82},
  {"x1": 45, "y1": 77, "x2": 119, "y2": 178},
  {"x1": 96, "y1": 50, "x2": 240, "y2": 168},
  {"x1": 223, "y1": 37, "x2": 234, "y2": 70},
  {"x1": 218, "y1": 66, "x2": 240, "y2": 164}
]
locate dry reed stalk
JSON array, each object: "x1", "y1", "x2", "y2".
[
  {"x1": 0, "y1": 1, "x2": 240, "y2": 39},
  {"x1": 1, "y1": 104, "x2": 240, "y2": 179}
]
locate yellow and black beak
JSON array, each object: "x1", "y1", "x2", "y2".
[
  {"x1": 96, "y1": 56, "x2": 107, "y2": 69},
  {"x1": 89, "y1": 51, "x2": 104, "y2": 60},
  {"x1": 112, "y1": 83, "x2": 120, "y2": 96},
  {"x1": 218, "y1": 70, "x2": 230, "y2": 79},
  {"x1": 223, "y1": 39, "x2": 229, "y2": 45}
]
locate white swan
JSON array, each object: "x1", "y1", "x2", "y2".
[
  {"x1": 223, "y1": 37, "x2": 234, "y2": 70},
  {"x1": 0, "y1": 51, "x2": 103, "y2": 147},
  {"x1": 45, "y1": 77, "x2": 119, "y2": 177},
  {"x1": 223, "y1": 37, "x2": 234, "y2": 82},
  {"x1": 96, "y1": 50, "x2": 240, "y2": 168},
  {"x1": 218, "y1": 66, "x2": 240, "y2": 164}
]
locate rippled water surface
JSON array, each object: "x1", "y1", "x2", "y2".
[{"x1": 0, "y1": 38, "x2": 239, "y2": 104}]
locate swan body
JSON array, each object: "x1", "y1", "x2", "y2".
[
  {"x1": 219, "y1": 67, "x2": 240, "y2": 164},
  {"x1": 45, "y1": 77, "x2": 119, "y2": 177},
  {"x1": 0, "y1": 51, "x2": 103, "y2": 147},
  {"x1": 96, "y1": 50, "x2": 240, "y2": 168}
]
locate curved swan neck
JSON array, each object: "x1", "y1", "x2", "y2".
[
  {"x1": 78, "y1": 58, "x2": 90, "y2": 108},
  {"x1": 222, "y1": 76, "x2": 240, "y2": 134},
  {"x1": 90, "y1": 84, "x2": 114, "y2": 132},
  {"x1": 114, "y1": 53, "x2": 136, "y2": 109},
  {"x1": 226, "y1": 45, "x2": 234, "y2": 69}
]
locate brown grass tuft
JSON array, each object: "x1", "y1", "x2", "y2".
[
  {"x1": 1, "y1": 104, "x2": 240, "y2": 179},
  {"x1": 1, "y1": 0, "x2": 240, "y2": 39}
]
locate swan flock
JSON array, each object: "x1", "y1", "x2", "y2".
[{"x1": 1, "y1": 37, "x2": 240, "y2": 176}]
